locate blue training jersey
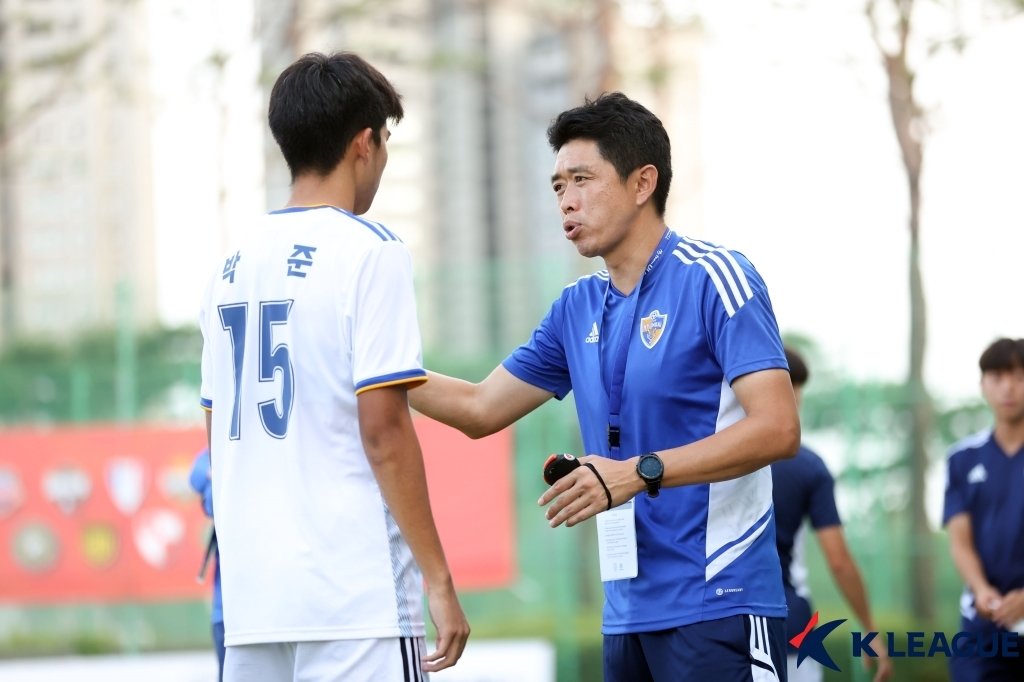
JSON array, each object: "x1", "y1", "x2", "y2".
[
  {"x1": 503, "y1": 229, "x2": 788, "y2": 634},
  {"x1": 771, "y1": 445, "x2": 842, "y2": 641},
  {"x1": 943, "y1": 430, "x2": 1024, "y2": 625}
]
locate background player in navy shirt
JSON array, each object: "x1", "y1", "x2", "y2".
[
  {"x1": 189, "y1": 448, "x2": 224, "y2": 681},
  {"x1": 411, "y1": 92, "x2": 800, "y2": 681},
  {"x1": 771, "y1": 347, "x2": 891, "y2": 682},
  {"x1": 943, "y1": 337, "x2": 1024, "y2": 682}
]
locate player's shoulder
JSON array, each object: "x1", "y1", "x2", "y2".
[
  {"x1": 274, "y1": 205, "x2": 404, "y2": 245},
  {"x1": 947, "y1": 430, "x2": 993, "y2": 461},
  {"x1": 271, "y1": 207, "x2": 412, "y2": 273},
  {"x1": 796, "y1": 444, "x2": 828, "y2": 466},
  {"x1": 331, "y1": 208, "x2": 404, "y2": 245},
  {"x1": 773, "y1": 444, "x2": 826, "y2": 475},
  {"x1": 799, "y1": 446, "x2": 837, "y2": 486}
]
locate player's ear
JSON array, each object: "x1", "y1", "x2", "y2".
[
  {"x1": 348, "y1": 128, "x2": 375, "y2": 162},
  {"x1": 633, "y1": 164, "x2": 658, "y2": 207}
]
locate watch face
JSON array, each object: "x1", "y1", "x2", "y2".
[{"x1": 639, "y1": 455, "x2": 663, "y2": 479}]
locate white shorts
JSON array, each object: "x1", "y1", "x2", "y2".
[
  {"x1": 224, "y1": 636, "x2": 429, "y2": 682},
  {"x1": 786, "y1": 653, "x2": 823, "y2": 682}
]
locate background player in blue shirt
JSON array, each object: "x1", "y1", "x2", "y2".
[
  {"x1": 189, "y1": 448, "x2": 224, "y2": 681},
  {"x1": 772, "y1": 347, "x2": 891, "y2": 682},
  {"x1": 411, "y1": 92, "x2": 800, "y2": 681},
  {"x1": 943, "y1": 337, "x2": 1024, "y2": 682}
]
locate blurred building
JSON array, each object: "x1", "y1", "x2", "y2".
[
  {"x1": 258, "y1": 0, "x2": 705, "y2": 358},
  {"x1": 257, "y1": 0, "x2": 571, "y2": 356},
  {"x1": 0, "y1": 0, "x2": 704, "y2": 358},
  {"x1": 0, "y1": 0, "x2": 158, "y2": 347}
]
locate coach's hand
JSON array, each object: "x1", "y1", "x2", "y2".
[
  {"x1": 422, "y1": 579, "x2": 470, "y2": 672},
  {"x1": 539, "y1": 455, "x2": 645, "y2": 528}
]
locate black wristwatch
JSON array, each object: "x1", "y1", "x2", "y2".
[{"x1": 636, "y1": 453, "x2": 664, "y2": 498}]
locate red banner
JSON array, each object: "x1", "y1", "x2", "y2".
[{"x1": 0, "y1": 421, "x2": 514, "y2": 604}]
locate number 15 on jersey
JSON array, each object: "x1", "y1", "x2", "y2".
[{"x1": 218, "y1": 300, "x2": 295, "y2": 440}]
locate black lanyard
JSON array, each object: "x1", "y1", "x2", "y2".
[{"x1": 601, "y1": 229, "x2": 673, "y2": 454}]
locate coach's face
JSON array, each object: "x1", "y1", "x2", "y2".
[{"x1": 551, "y1": 139, "x2": 645, "y2": 261}]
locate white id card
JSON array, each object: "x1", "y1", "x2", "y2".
[{"x1": 596, "y1": 498, "x2": 638, "y2": 581}]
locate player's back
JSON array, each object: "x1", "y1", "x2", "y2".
[{"x1": 199, "y1": 205, "x2": 427, "y2": 645}]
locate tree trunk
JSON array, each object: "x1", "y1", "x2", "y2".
[
  {"x1": 0, "y1": 92, "x2": 13, "y2": 345},
  {"x1": 882, "y1": 39, "x2": 936, "y2": 623},
  {"x1": 906, "y1": 162, "x2": 935, "y2": 624}
]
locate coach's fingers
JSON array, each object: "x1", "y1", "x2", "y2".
[
  {"x1": 541, "y1": 463, "x2": 607, "y2": 527},
  {"x1": 544, "y1": 482, "x2": 604, "y2": 527},
  {"x1": 536, "y1": 467, "x2": 581, "y2": 507},
  {"x1": 554, "y1": 496, "x2": 605, "y2": 527}
]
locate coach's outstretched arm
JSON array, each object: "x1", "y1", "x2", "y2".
[
  {"x1": 359, "y1": 384, "x2": 470, "y2": 673},
  {"x1": 410, "y1": 366, "x2": 553, "y2": 439}
]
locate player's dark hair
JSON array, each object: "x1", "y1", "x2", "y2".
[
  {"x1": 269, "y1": 52, "x2": 403, "y2": 180},
  {"x1": 547, "y1": 92, "x2": 673, "y2": 216},
  {"x1": 784, "y1": 346, "x2": 810, "y2": 388},
  {"x1": 979, "y1": 337, "x2": 1024, "y2": 372}
]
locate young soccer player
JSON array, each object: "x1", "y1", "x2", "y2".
[
  {"x1": 944, "y1": 337, "x2": 1024, "y2": 682},
  {"x1": 199, "y1": 51, "x2": 469, "y2": 682}
]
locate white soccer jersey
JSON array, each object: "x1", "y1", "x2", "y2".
[{"x1": 199, "y1": 205, "x2": 428, "y2": 646}]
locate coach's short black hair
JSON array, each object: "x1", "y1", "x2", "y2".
[
  {"x1": 785, "y1": 346, "x2": 810, "y2": 388},
  {"x1": 979, "y1": 337, "x2": 1024, "y2": 373},
  {"x1": 269, "y1": 51, "x2": 403, "y2": 180},
  {"x1": 547, "y1": 92, "x2": 673, "y2": 216}
]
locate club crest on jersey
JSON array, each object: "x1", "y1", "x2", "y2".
[{"x1": 640, "y1": 310, "x2": 668, "y2": 349}]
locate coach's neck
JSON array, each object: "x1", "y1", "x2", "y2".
[{"x1": 604, "y1": 214, "x2": 667, "y2": 297}]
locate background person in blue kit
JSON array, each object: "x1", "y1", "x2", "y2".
[
  {"x1": 944, "y1": 337, "x2": 1024, "y2": 682},
  {"x1": 410, "y1": 92, "x2": 801, "y2": 681},
  {"x1": 771, "y1": 346, "x2": 891, "y2": 682},
  {"x1": 189, "y1": 447, "x2": 224, "y2": 681}
]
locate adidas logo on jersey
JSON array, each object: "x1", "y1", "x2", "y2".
[
  {"x1": 967, "y1": 463, "x2": 987, "y2": 484},
  {"x1": 585, "y1": 322, "x2": 600, "y2": 344}
]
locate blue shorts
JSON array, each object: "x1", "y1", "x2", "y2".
[
  {"x1": 949, "y1": 618, "x2": 1024, "y2": 682},
  {"x1": 950, "y1": 654, "x2": 1024, "y2": 682},
  {"x1": 604, "y1": 615, "x2": 786, "y2": 682}
]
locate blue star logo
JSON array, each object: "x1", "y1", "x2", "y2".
[{"x1": 790, "y1": 612, "x2": 846, "y2": 671}]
